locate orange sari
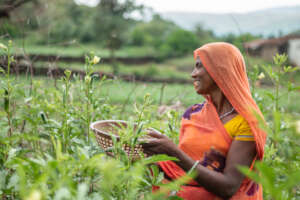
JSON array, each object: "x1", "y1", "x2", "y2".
[{"x1": 157, "y1": 42, "x2": 267, "y2": 200}]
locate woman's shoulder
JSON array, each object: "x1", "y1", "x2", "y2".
[
  {"x1": 182, "y1": 102, "x2": 205, "y2": 120},
  {"x1": 226, "y1": 115, "x2": 250, "y2": 129},
  {"x1": 225, "y1": 115, "x2": 254, "y2": 141}
]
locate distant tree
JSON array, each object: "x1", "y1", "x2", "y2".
[
  {"x1": 45, "y1": 1, "x2": 94, "y2": 43},
  {"x1": 0, "y1": 0, "x2": 36, "y2": 19},
  {"x1": 223, "y1": 33, "x2": 261, "y2": 52},
  {"x1": 94, "y1": 0, "x2": 143, "y2": 74},
  {"x1": 129, "y1": 14, "x2": 178, "y2": 48},
  {"x1": 222, "y1": 33, "x2": 236, "y2": 44},
  {"x1": 194, "y1": 23, "x2": 215, "y2": 41},
  {"x1": 6, "y1": 0, "x2": 96, "y2": 43},
  {"x1": 0, "y1": 0, "x2": 44, "y2": 38},
  {"x1": 161, "y1": 29, "x2": 199, "y2": 57},
  {"x1": 267, "y1": 34, "x2": 275, "y2": 39}
]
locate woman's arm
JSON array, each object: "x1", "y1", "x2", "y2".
[{"x1": 142, "y1": 132, "x2": 256, "y2": 199}]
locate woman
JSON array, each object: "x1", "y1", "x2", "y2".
[{"x1": 142, "y1": 42, "x2": 267, "y2": 200}]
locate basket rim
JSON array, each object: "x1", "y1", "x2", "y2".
[{"x1": 90, "y1": 119, "x2": 129, "y2": 138}]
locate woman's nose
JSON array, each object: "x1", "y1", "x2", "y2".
[{"x1": 191, "y1": 68, "x2": 197, "y2": 78}]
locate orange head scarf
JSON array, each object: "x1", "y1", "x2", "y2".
[{"x1": 193, "y1": 42, "x2": 267, "y2": 159}]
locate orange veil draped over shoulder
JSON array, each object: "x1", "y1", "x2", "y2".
[{"x1": 157, "y1": 42, "x2": 267, "y2": 200}]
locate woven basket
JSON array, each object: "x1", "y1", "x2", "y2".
[{"x1": 90, "y1": 120, "x2": 148, "y2": 159}]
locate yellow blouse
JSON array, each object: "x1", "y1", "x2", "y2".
[{"x1": 224, "y1": 115, "x2": 255, "y2": 141}]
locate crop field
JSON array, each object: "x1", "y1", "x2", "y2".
[
  {"x1": 1, "y1": 0, "x2": 300, "y2": 199},
  {"x1": 1, "y1": 38, "x2": 282, "y2": 83},
  {"x1": 0, "y1": 39, "x2": 159, "y2": 58},
  {"x1": 1, "y1": 42, "x2": 300, "y2": 200}
]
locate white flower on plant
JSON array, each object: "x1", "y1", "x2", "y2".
[
  {"x1": 258, "y1": 72, "x2": 265, "y2": 80},
  {"x1": 92, "y1": 56, "x2": 100, "y2": 65},
  {"x1": 0, "y1": 43, "x2": 7, "y2": 50},
  {"x1": 25, "y1": 190, "x2": 42, "y2": 200}
]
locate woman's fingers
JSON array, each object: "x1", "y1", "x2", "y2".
[
  {"x1": 141, "y1": 139, "x2": 159, "y2": 148},
  {"x1": 143, "y1": 145, "x2": 162, "y2": 156},
  {"x1": 142, "y1": 145, "x2": 155, "y2": 156},
  {"x1": 146, "y1": 129, "x2": 165, "y2": 139},
  {"x1": 143, "y1": 148, "x2": 155, "y2": 154},
  {"x1": 146, "y1": 128, "x2": 161, "y2": 134}
]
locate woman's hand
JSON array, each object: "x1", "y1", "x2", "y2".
[{"x1": 141, "y1": 129, "x2": 179, "y2": 157}]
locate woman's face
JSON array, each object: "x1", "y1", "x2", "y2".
[{"x1": 191, "y1": 57, "x2": 218, "y2": 95}]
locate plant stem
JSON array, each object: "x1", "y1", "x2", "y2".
[
  {"x1": 275, "y1": 78, "x2": 279, "y2": 112},
  {"x1": 6, "y1": 44, "x2": 12, "y2": 137},
  {"x1": 159, "y1": 83, "x2": 166, "y2": 106}
]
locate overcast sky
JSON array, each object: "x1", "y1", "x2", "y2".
[{"x1": 76, "y1": 0, "x2": 300, "y2": 13}]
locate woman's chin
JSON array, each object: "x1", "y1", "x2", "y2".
[
  {"x1": 194, "y1": 87, "x2": 208, "y2": 95},
  {"x1": 194, "y1": 88, "x2": 203, "y2": 95},
  {"x1": 193, "y1": 83, "x2": 205, "y2": 94},
  {"x1": 196, "y1": 90, "x2": 203, "y2": 95}
]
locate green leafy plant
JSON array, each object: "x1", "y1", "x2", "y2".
[
  {"x1": 0, "y1": 42, "x2": 188, "y2": 199},
  {"x1": 240, "y1": 54, "x2": 300, "y2": 200}
]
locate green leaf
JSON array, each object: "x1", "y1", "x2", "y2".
[
  {"x1": 150, "y1": 164, "x2": 159, "y2": 178},
  {"x1": 287, "y1": 82, "x2": 300, "y2": 92},
  {"x1": 0, "y1": 170, "x2": 7, "y2": 190},
  {"x1": 167, "y1": 196, "x2": 183, "y2": 200},
  {"x1": 264, "y1": 91, "x2": 275, "y2": 100},
  {"x1": 156, "y1": 172, "x2": 165, "y2": 184},
  {"x1": 274, "y1": 53, "x2": 288, "y2": 66},
  {"x1": 142, "y1": 155, "x2": 178, "y2": 165},
  {"x1": 278, "y1": 171, "x2": 300, "y2": 191},
  {"x1": 273, "y1": 111, "x2": 281, "y2": 136},
  {"x1": 238, "y1": 166, "x2": 260, "y2": 183}
]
